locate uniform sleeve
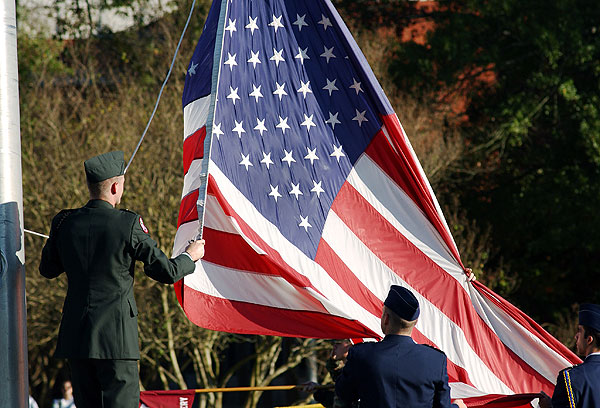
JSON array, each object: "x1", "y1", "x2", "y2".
[
  {"x1": 551, "y1": 369, "x2": 574, "y2": 408},
  {"x1": 39, "y1": 213, "x2": 65, "y2": 279},
  {"x1": 130, "y1": 214, "x2": 195, "y2": 284},
  {"x1": 434, "y1": 354, "x2": 455, "y2": 408},
  {"x1": 334, "y1": 346, "x2": 360, "y2": 405}
]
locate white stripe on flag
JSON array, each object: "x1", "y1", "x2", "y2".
[
  {"x1": 185, "y1": 261, "x2": 329, "y2": 313},
  {"x1": 181, "y1": 158, "x2": 205, "y2": 199},
  {"x1": 448, "y1": 382, "x2": 491, "y2": 399},
  {"x1": 183, "y1": 95, "x2": 211, "y2": 140},
  {"x1": 173, "y1": 220, "x2": 200, "y2": 256}
]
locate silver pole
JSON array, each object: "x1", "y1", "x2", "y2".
[{"x1": 0, "y1": 0, "x2": 28, "y2": 407}]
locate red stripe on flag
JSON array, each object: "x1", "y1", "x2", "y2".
[
  {"x1": 331, "y1": 180, "x2": 554, "y2": 393},
  {"x1": 177, "y1": 189, "x2": 199, "y2": 228},
  {"x1": 174, "y1": 283, "x2": 379, "y2": 339},
  {"x1": 202, "y1": 227, "x2": 302, "y2": 278},
  {"x1": 315, "y1": 240, "x2": 383, "y2": 320},
  {"x1": 373, "y1": 115, "x2": 463, "y2": 268},
  {"x1": 183, "y1": 126, "x2": 206, "y2": 175}
]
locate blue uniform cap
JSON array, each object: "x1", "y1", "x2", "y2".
[
  {"x1": 384, "y1": 285, "x2": 420, "y2": 321},
  {"x1": 84, "y1": 151, "x2": 125, "y2": 183},
  {"x1": 579, "y1": 303, "x2": 600, "y2": 332}
]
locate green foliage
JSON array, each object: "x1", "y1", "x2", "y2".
[{"x1": 391, "y1": 0, "x2": 600, "y2": 323}]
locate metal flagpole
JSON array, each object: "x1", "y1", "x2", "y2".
[{"x1": 0, "y1": 0, "x2": 29, "y2": 407}]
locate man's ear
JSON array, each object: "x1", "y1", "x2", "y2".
[
  {"x1": 382, "y1": 310, "x2": 389, "y2": 326},
  {"x1": 110, "y1": 181, "x2": 118, "y2": 195},
  {"x1": 586, "y1": 333, "x2": 595, "y2": 346}
]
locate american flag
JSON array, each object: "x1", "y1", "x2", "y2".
[{"x1": 174, "y1": 0, "x2": 579, "y2": 405}]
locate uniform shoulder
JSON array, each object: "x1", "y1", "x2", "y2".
[
  {"x1": 346, "y1": 341, "x2": 375, "y2": 356},
  {"x1": 418, "y1": 343, "x2": 447, "y2": 357},
  {"x1": 51, "y1": 208, "x2": 77, "y2": 226},
  {"x1": 119, "y1": 208, "x2": 140, "y2": 216}
]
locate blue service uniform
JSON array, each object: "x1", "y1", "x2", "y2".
[
  {"x1": 335, "y1": 335, "x2": 456, "y2": 408},
  {"x1": 551, "y1": 354, "x2": 600, "y2": 408}
]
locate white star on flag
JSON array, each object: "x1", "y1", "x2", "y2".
[
  {"x1": 276, "y1": 116, "x2": 290, "y2": 133},
  {"x1": 187, "y1": 61, "x2": 198, "y2": 76},
  {"x1": 297, "y1": 81, "x2": 313, "y2": 98},
  {"x1": 260, "y1": 151, "x2": 274, "y2": 169},
  {"x1": 268, "y1": 184, "x2": 282, "y2": 202},
  {"x1": 318, "y1": 14, "x2": 332, "y2": 30},
  {"x1": 224, "y1": 52, "x2": 237, "y2": 70},
  {"x1": 299, "y1": 215, "x2": 312, "y2": 231},
  {"x1": 247, "y1": 50, "x2": 261, "y2": 68},
  {"x1": 225, "y1": 18, "x2": 236, "y2": 36},
  {"x1": 239, "y1": 153, "x2": 253, "y2": 170},
  {"x1": 350, "y1": 77, "x2": 363, "y2": 94},
  {"x1": 320, "y1": 46, "x2": 336, "y2": 63},
  {"x1": 232, "y1": 120, "x2": 246, "y2": 138},
  {"x1": 282, "y1": 149, "x2": 296, "y2": 167},
  {"x1": 254, "y1": 118, "x2": 268, "y2": 135},
  {"x1": 245, "y1": 16, "x2": 259, "y2": 34},
  {"x1": 249, "y1": 84, "x2": 263, "y2": 102},
  {"x1": 273, "y1": 82, "x2": 288, "y2": 100},
  {"x1": 293, "y1": 14, "x2": 308, "y2": 31},
  {"x1": 323, "y1": 78, "x2": 339, "y2": 96},
  {"x1": 300, "y1": 114, "x2": 316, "y2": 132},
  {"x1": 325, "y1": 112, "x2": 341, "y2": 129},
  {"x1": 330, "y1": 144, "x2": 345, "y2": 161},
  {"x1": 352, "y1": 109, "x2": 368, "y2": 127},
  {"x1": 212, "y1": 122, "x2": 224, "y2": 139},
  {"x1": 304, "y1": 147, "x2": 319, "y2": 164},
  {"x1": 289, "y1": 182, "x2": 303, "y2": 199},
  {"x1": 295, "y1": 47, "x2": 310, "y2": 64},
  {"x1": 311, "y1": 180, "x2": 325, "y2": 197},
  {"x1": 227, "y1": 86, "x2": 240, "y2": 104},
  {"x1": 269, "y1": 15, "x2": 284, "y2": 32},
  {"x1": 270, "y1": 48, "x2": 285, "y2": 66}
]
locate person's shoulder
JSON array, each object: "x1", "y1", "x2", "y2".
[
  {"x1": 346, "y1": 340, "x2": 376, "y2": 358},
  {"x1": 119, "y1": 208, "x2": 140, "y2": 216},
  {"x1": 416, "y1": 343, "x2": 447, "y2": 361},
  {"x1": 117, "y1": 208, "x2": 142, "y2": 223},
  {"x1": 53, "y1": 208, "x2": 77, "y2": 219},
  {"x1": 50, "y1": 208, "x2": 78, "y2": 227}
]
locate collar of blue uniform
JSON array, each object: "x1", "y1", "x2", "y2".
[
  {"x1": 86, "y1": 199, "x2": 115, "y2": 209},
  {"x1": 383, "y1": 334, "x2": 415, "y2": 343},
  {"x1": 585, "y1": 353, "x2": 600, "y2": 361}
]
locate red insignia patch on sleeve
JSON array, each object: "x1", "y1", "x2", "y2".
[{"x1": 139, "y1": 217, "x2": 149, "y2": 234}]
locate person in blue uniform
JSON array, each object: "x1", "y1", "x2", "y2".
[
  {"x1": 539, "y1": 303, "x2": 600, "y2": 408},
  {"x1": 39, "y1": 151, "x2": 206, "y2": 408},
  {"x1": 334, "y1": 285, "x2": 466, "y2": 408}
]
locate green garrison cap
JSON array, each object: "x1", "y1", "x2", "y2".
[{"x1": 84, "y1": 151, "x2": 125, "y2": 183}]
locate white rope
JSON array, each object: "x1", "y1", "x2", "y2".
[
  {"x1": 25, "y1": 229, "x2": 49, "y2": 239},
  {"x1": 27, "y1": 1, "x2": 198, "y2": 239},
  {"x1": 125, "y1": 0, "x2": 198, "y2": 172}
]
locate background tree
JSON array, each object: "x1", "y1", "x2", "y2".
[{"x1": 390, "y1": 0, "x2": 600, "y2": 326}]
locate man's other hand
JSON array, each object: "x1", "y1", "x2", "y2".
[{"x1": 185, "y1": 239, "x2": 206, "y2": 261}]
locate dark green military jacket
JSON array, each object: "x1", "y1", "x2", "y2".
[{"x1": 39, "y1": 199, "x2": 195, "y2": 359}]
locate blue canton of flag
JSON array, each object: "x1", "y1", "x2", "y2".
[{"x1": 186, "y1": 0, "x2": 386, "y2": 258}]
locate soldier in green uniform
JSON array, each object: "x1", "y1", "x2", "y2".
[{"x1": 39, "y1": 151, "x2": 206, "y2": 408}]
